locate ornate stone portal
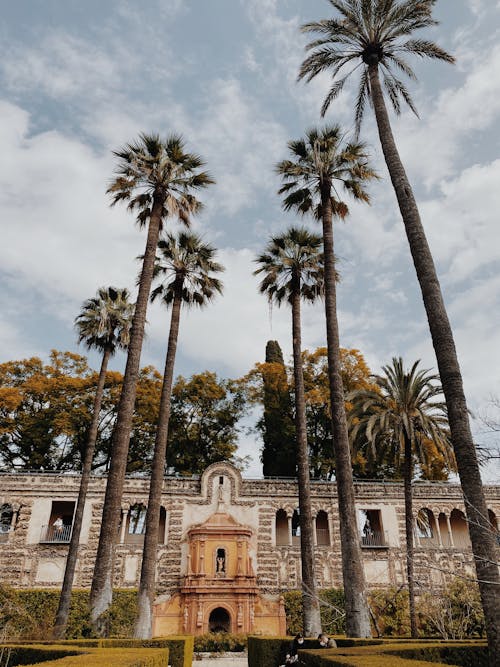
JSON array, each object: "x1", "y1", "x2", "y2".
[{"x1": 152, "y1": 466, "x2": 286, "y2": 636}]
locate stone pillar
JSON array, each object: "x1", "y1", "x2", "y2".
[
  {"x1": 199, "y1": 540, "x2": 205, "y2": 575},
  {"x1": 434, "y1": 512, "x2": 443, "y2": 547},
  {"x1": 287, "y1": 515, "x2": 292, "y2": 546},
  {"x1": 446, "y1": 515, "x2": 455, "y2": 548},
  {"x1": 119, "y1": 508, "x2": 128, "y2": 544}
]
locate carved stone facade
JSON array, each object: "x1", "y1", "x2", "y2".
[{"x1": 0, "y1": 462, "x2": 498, "y2": 636}]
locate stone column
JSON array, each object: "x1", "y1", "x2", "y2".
[
  {"x1": 434, "y1": 512, "x2": 443, "y2": 547},
  {"x1": 119, "y1": 508, "x2": 128, "y2": 544},
  {"x1": 287, "y1": 515, "x2": 292, "y2": 546},
  {"x1": 446, "y1": 515, "x2": 455, "y2": 548}
]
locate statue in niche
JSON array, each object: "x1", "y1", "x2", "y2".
[{"x1": 216, "y1": 548, "x2": 226, "y2": 573}]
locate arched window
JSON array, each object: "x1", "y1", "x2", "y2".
[
  {"x1": 0, "y1": 504, "x2": 13, "y2": 542},
  {"x1": 316, "y1": 511, "x2": 330, "y2": 546},
  {"x1": 416, "y1": 508, "x2": 436, "y2": 541},
  {"x1": 291, "y1": 509, "x2": 300, "y2": 546},
  {"x1": 450, "y1": 509, "x2": 470, "y2": 549},
  {"x1": 275, "y1": 509, "x2": 288, "y2": 546},
  {"x1": 215, "y1": 548, "x2": 226, "y2": 574}
]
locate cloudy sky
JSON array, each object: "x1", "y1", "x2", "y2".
[{"x1": 1, "y1": 0, "x2": 499, "y2": 479}]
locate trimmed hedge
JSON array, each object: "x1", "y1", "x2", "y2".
[
  {"x1": 0, "y1": 644, "x2": 169, "y2": 667},
  {"x1": 193, "y1": 632, "x2": 247, "y2": 652},
  {"x1": 248, "y1": 637, "x2": 488, "y2": 667},
  {"x1": 8, "y1": 638, "x2": 193, "y2": 667}
]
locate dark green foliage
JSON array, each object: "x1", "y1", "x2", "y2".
[
  {"x1": 284, "y1": 589, "x2": 345, "y2": 635},
  {"x1": 248, "y1": 637, "x2": 487, "y2": 667},
  {"x1": 386, "y1": 644, "x2": 488, "y2": 667},
  {"x1": 99, "y1": 637, "x2": 193, "y2": 667},
  {"x1": 260, "y1": 341, "x2": 296, "y2": 477},
  {"x1": 0, "y1": 588, "x2": 137, "y2": 640},
  {"x1": 193, "y1": 632, "x2": 247, "y2": 652},
  {"x1": 0, "y1": 647, "x2": 81, "y2": 666},
  {"x1": 167, "y1": 371, "x2": 246, "y2": 475}
]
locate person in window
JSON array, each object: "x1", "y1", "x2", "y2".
[{"x1": 52, "y1": 516, "x2": 64, "y2": 540}]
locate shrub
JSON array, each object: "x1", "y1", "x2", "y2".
[
  {"x1": 284, "y1": 589, "x2": 345, "y2": 636},
  {"x1": 0, "y1": 644, "x2": 169, "y2": 667},
  {"x1": 368, "y1": 588, "x2": 410, "y2": 637},
  {"x1": 417, "y1": 579, "x2": 485, "y2": 640},
  {"x1": 193, "y1": 632, "x2": 246, "y2": 652}
]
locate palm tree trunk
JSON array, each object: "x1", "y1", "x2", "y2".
[
  {"x1": 135, "y1": 285, "x2": 183, "y2": 639},
  {"x1": 369, "y1": 64, "x2": 500, "y2": 662},
  {"x1": 89, "y1": 198, "x2": 163, "y2": 633},
  {"x1": 52, "y1": 346, "x2": 112, "y2": 639},
  {"x1": 291, "y1": 284, "x2": 322, "y2": 637},
  {"x1": 403, "y1": 434, "x2": 417, "y2": 638},
  {"x1": 320, "y1": 183, "x2": 371, "y2": 638}
]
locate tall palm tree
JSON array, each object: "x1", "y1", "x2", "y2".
[
  {"x1": 254, "y1": 226, "x2": 325, "y2": 637},
  {"x1": 298, "y1": 3, "x2": 500, "y2": 658},
  {"x1": 349, "y1": 358, "x2": 453, "y2": 637},
  {"x1": 53, "y1": 287, "x2": 134, "y2": 638},
  {"x1": 276, "y1": 127, "x2": 377, "y2": 637},
  {"x1": 90, "y1": 134, "x2": 214, "y2": 631},
  {"x1": 134, "y1": 232, "x2": 224, "y2": 638}
]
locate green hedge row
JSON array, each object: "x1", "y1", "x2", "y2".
[
  {"x1": 0, "y1": 644, "x2": 169, "y2": 667},
  {"x1": 247, "y1": 636, "x2": 488, "y2": 667},
  {"x1": 0, "y1": 587, "x2": 137, "y2": 639},
  {"x1": 4, "y1": 638, "x2": 193, "y2": 667}
]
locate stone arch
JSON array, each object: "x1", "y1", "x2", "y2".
[
  {"x1": 200, "y1": 462, "x2": 242, "y2": 504},
  {"x1": 416, "y1": 507, "x2": 437, "y2": 543}
]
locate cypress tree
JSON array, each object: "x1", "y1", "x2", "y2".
[{"x1": 260, "y1": 340, "x2": 296, "y2": 477}]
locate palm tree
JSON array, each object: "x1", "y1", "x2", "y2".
[
  {"x1": 89, "y1": 134, "x2": 214, "y2": 631},
  {"x1": 276, "y1": 127, "x2": 377, "y2": 637},
  {"x1": 298, "y1": 3, "x2": 500, "y2": 658},
  {"x1": 254, "y1": 226, "x2": 324, "y2": 637},
  {"x1": 53, "y1": 287, "x2": 134, "y2": 638},
  {"x1": 349, "y1": 358, "x2": 454, "y2": 637},
  {"x1": 134, "y1": 232, "x2": 224, "y2": 638}
]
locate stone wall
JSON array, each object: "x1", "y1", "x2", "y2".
[{"x1": 0, "y1": 462, "x2": 499, "y2": 597}]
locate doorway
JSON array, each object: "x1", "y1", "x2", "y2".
[{"x1": 208, "y1": 607, "x2": 231, "y2": 633}]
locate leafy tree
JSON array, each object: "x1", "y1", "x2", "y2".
[
  {"x1": 349, "y1": 358, "x2": 454, "y2": 637},
  {"x1": 167, "y1": 371, "x2": 246, "y2": 475},
  {"x1": 0, "y1": 352, "x2": 102, "y2": 471},
  {"x1": 301, "y1": 347, "x2": 375, "y2": 478},
  {"x1": 276, "y1": 126, "x2": 376, "y2": 637},
  {"x1": 90, "y1": 133, "x2": 214, "y2": 631},
  {"x1": 260, "y1": 341, "x2": 296, "y2": 477},
  {"x1": 255, "y1": 227, "x2": 324, "y2": 636},
  {"x1": 298, "y1": 2, "x2": 499, "y2": 657},
  {"x1": 54, "y1": 287, "x2": 134, "y2": 639},
  {"x1": 135, "y1": 232, "x2": 224, "y2": 638}
]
